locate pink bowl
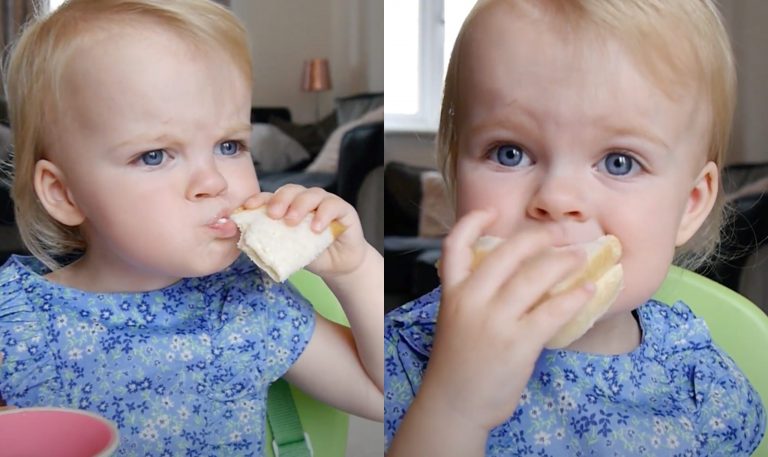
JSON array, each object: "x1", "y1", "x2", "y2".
[{"x1": 0, "y1": 407, "x2": 119, "y2": 456}]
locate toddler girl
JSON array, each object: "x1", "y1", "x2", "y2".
[
  {"x1": 0, "y1": 1, "x2": 383, "y2": 455},
  {"x1": 385, "y1": 1, "x2": 765, "y2": 455}
]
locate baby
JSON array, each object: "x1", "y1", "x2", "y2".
[
  {"x1": 385, "y1": 0, "x2": 765, "y2": 455},
  {"x1": 0, "y1": 0, "x2": 383, "y2": 455}
]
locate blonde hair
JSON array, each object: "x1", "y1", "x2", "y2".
[
  {"x1": 4, "y1": 0, "x2": 252, "y2": 269},
  {"x1": 438, "y1": 0, "x2": 737, "y2": 271}
]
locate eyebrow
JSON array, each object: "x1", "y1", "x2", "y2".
[
  {"x1": 114, "y1": 123, "x2": 253, "y2": 150},
  {"x1": 465, "y1": 100, "x2": 671, "y2": 153}
]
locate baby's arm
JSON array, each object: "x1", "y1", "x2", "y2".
[
  {"x1": 388, "y1": 210, "x2": 594, "y2": 456},
  {"x1": 245, "y1": 186, "x2": 383, "y2": 420}
]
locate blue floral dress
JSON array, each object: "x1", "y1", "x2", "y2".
[
  {"x1": 385, "y1": 287, "x2": 766, "y2": 456},
  {"x1": 0, "y1": 254, "x2": 315, "y2": 456}
]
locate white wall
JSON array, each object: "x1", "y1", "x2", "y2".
[
  {"x1": 231, "y1": 0, "x2": 383, "y2": 124},
  {"x1": 720, "y1": 0, "x2": 768, "y2": 164}
]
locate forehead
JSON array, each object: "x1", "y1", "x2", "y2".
[{"x1": 455, "y1": 2, "x2": 709, "y2": 157}]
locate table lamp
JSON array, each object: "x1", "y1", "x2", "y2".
[{"x1": 302, "y1": 58, "x2": 332, "y2": 121}]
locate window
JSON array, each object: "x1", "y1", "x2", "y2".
[
  {"x1": 48, "y1": 0, "x2": 66, "y2": 11},
  {"x1": 384, "y1": 0, "x2": 476, "y2": 132}
]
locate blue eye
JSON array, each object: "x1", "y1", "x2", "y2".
[
  {"x1": 491, "y1": 144, "x2": 531, "y2": 167},
  {"x1": 140, "y1": 150, "x2": 165, "y2": 166},
  {"x1": 218, "y1": 140, "x2": 242, "y2": 156},
  {"x1": 601, "y1": 152, "x2": 636, "y2": 176}
]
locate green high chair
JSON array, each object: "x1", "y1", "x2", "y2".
[
  {"x1": 654, "y1": 265, "x2": 768, "y2": 456},
  {"x1": 265, "y1": 269, "x2": 350, "y2": 457}
]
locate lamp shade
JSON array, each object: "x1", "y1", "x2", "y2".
[{"x1": 301, "y1": 58, "x2": 332, "y2": 92}]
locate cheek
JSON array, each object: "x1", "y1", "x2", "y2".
[
  {"x1": 224, "y1": 157, "x2": 259, "y2": 195},
  {"x1": 606, "y1": 194, "x2": 684, "y2": 308}
]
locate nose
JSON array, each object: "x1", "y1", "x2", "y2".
[
  {"x1": 185, "y1": 156, "x2": 228, "y2": 200},
  {"x1": 526, "y1": 171, "x2": 589, "y2": 222}
]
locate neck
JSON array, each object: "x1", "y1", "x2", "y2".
[
  {"x1": 564, "y1": 310, "x2": 642, "y2": 355},
  {"x1": 45, "y1": 253, "x2": 179, "y2": 293}
]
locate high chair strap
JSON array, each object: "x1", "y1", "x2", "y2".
[{"x1": 267, "y1": 378, "x2": 313, "y2": 457}]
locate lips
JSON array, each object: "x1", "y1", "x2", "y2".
[{"x1": 208, "y1": 211, "x2": 239, "y2": 238}]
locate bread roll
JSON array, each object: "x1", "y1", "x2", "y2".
[
  {"x1": 470, "y1": 234, "x2": 624, "y2": 349},
  {"x1": 230, "y1": 207, "x2": 345, "y2": 282}
]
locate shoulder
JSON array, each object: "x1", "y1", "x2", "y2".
[
  {"x1": 385, "y1": 286, "x2": 442, "y2": 353},
  {"x1": 637, "y1": 299, "x2": 713, "y2": 355},
  {"x1": 640, "y1": 300, "x2": 766, "y2": 453},
  {"x1": 0, "y1": 256, "x2": 59, "y2": 403},
  {"x1": 384, "y1": 287, "x2": 442, "y2": 446}
]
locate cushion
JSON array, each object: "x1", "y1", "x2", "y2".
[
  {"x1": 384, "y1": 161, "x2": 430, "y2": 237},
  {"x1": 418, "y1": 170, "x2": 453, "y2": 238},
  {"x1": 249, "y1": 124, "x2": 311, "y2": 173},
  {"x1": 305, "y1": 106, "x2": 384, "y2": 173},
  {"x1": 335, "y1": 92, "x2": 384, "y2": 125},
  {"x1": 269, "y1": 111, "x2": 338, "y2": 158}
]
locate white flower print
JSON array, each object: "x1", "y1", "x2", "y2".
[
  {"x1": 709, "y1": 417, "x2": 725, "y2": 430},
  {"x1": 228, "y1": 333, "x2": 243, "y2": 345},
  {"x1": 534, "y1": 431, "x2": 551, "y2": 446},
  {"x1": 55, "y1": 315, "x2": 68, "y2": 328},
  {"x1": 555, "y1": 428, "x2": 566, "y2": 440},
  {"x1": 140, "y1": 426, "x2": 159, "y2": 441},
  {"x1": 519, "y1": 388, "x2": 531, "y2": 406},
  {"x1": 180, "y1": 350, "x2": 193, "y2": 361},
  {"x1": 156, "y1": 415, "x2": 170, "y2": 429},
  {"x1": 161, "y1": 397, "x2": 174, "y2": 409},
  {"x1": 68, "y1": 348, "x2": 83, "y2": 360},
  {"x1": 667, "y1": 434, "x2": 679, "y2": 448},
  {"x1": 529, "y1": 407, "x2": 541, "y2": 419}
]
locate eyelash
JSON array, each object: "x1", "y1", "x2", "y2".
[
  {"x1": 133, "y1": 139, "x2": 248, "y2": 167},
  {"x1": 484, "y1": 143, "x2": 646, "y2": 177}
]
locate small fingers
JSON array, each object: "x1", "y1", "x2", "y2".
[
  {"x1": 312, "y1": 196, "x2": 356, "y2": 233},
  {"x1": 440, "y1": 209, "x2": 497, "y2": 289},
  {"x1": 242, "y1": 191, "x2": 273, "y2": 210},
  {"x1": 492, "y1": 245, "x2": 586, "y2": 317},
  {"x1": 281, "y1": 187, "x2": 329, "y2": 226}
]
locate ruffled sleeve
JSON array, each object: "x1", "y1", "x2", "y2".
[
  {"x1": 0, "y1": 256, "x2": 59, "y2": 406},
  {"x1": 692, "y1": 347, "x2": 766, "y2": 455},
  {"x1": 384, "y1": 287, "x2": 441, "y2": 449},
  {"x1": 651, "y1": 300, "x2": 767, "y2": 455}
]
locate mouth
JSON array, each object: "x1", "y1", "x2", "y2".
[{"x1": 208, "y1": 212, "x2": 239, "y2": 238}]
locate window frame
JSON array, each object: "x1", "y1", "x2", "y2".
[{"x1": 385, "y1": 0, "x2": 445, "y2": 133}]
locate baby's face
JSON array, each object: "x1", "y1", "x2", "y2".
[
  {"x1": 46, "y1": 25, "x2": 257, "y2": 289},
  {"x1": 454, "y1": 5, "x2": 716, "y2": 321}
]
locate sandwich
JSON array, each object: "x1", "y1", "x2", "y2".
[
  {"x1": 230, "y1": 206, "x2": 345, "y2": 282},
  {"x1": 469, "y1": 234, "x2": 624, "y2": 349}
]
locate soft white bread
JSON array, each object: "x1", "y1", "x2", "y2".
[
  {"x1": 470, "y1": 234, "x2": 624, "y2": 349},
  {"x1": 230, "y1": 207, "x2": 345, "y2": 282}
]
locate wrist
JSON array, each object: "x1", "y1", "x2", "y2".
[{"x1": 321, "y1": 243, "x2": 379, "y2": 286}]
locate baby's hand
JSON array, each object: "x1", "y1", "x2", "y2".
[
  {"x1": 419, "y1": 209, "x2": 594, "y2": 432},
  {"x1": 242, "y1": 185, "x2": 367, "y2": 278}
]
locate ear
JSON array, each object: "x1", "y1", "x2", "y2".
[
  {"x1": 675, "y1": 161, "x2": 718, "y2": 246},
  {"x1": 34, "y1": 159, "x2": 85, "y2": 227}
]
